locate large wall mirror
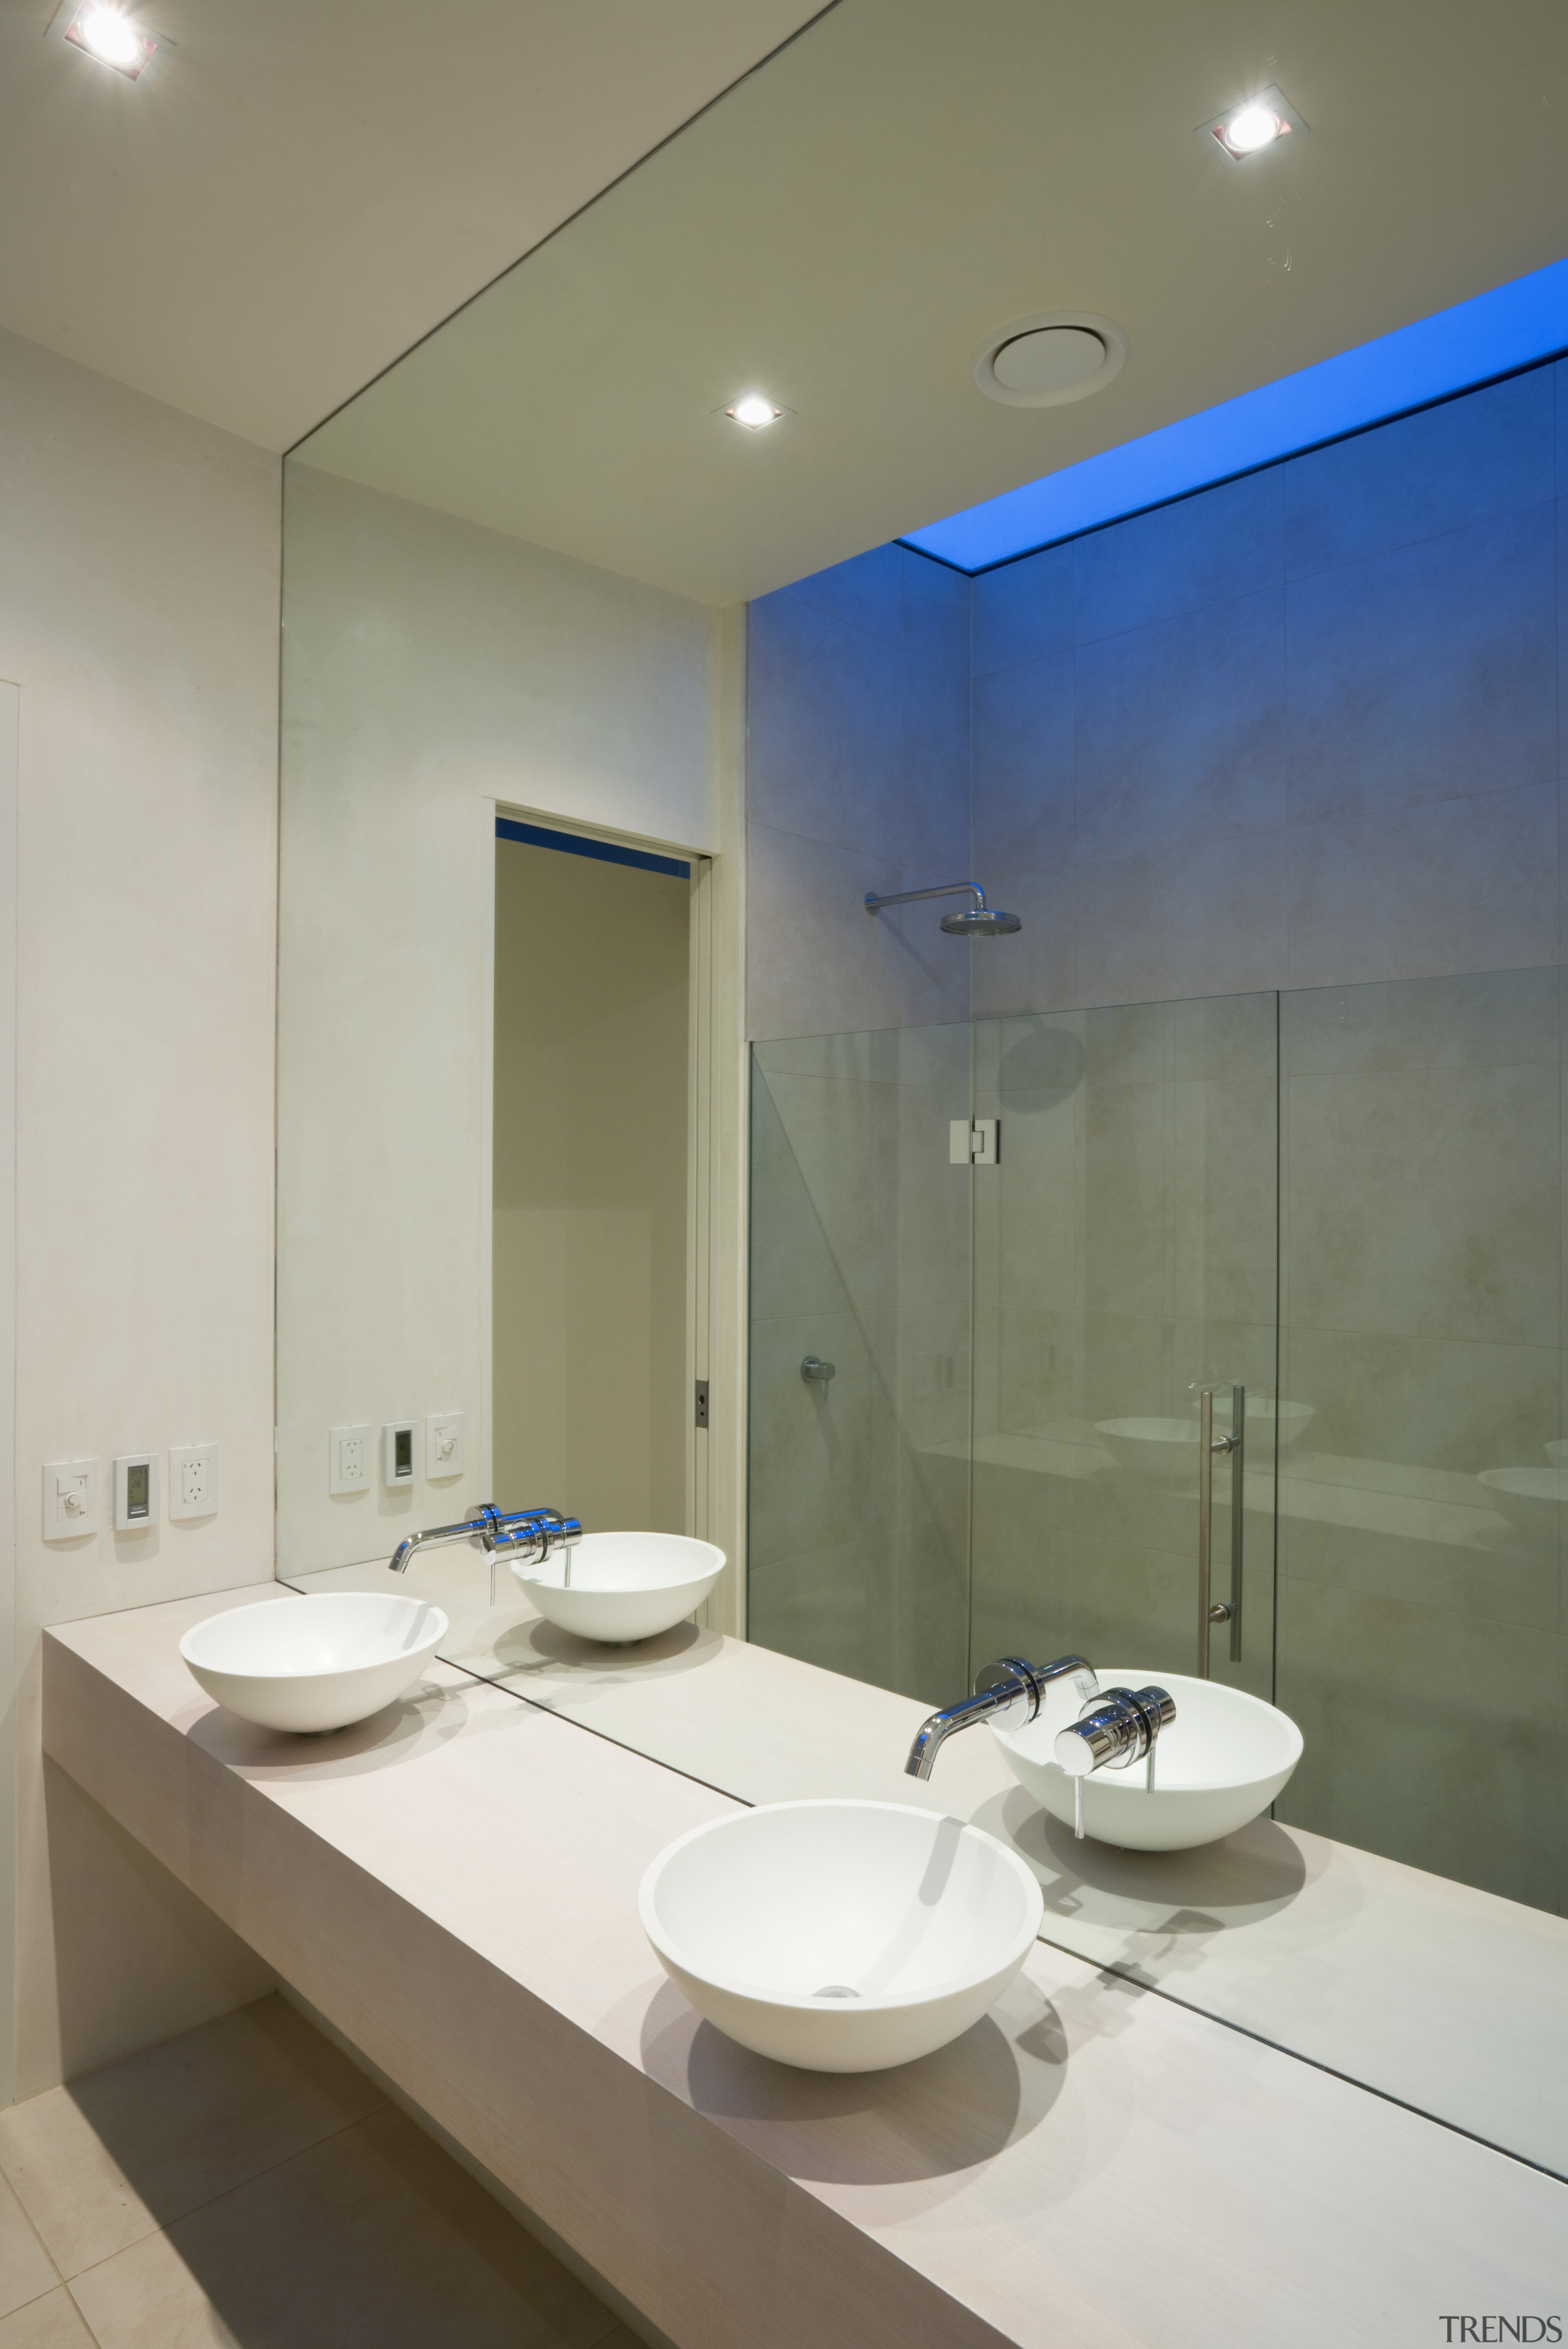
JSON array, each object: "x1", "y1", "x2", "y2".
[{"x1": 277, "y1": 0, "x2": 1568, "y2": 2184}]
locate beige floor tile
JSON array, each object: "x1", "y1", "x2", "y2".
[
  {"x1": 69, "y1": 2106, "x2": 622, "y2": 2349},
  {"x1": 0, "y1": 2292, "x2": 96, "y2": 2349},
  {"x1": 0, "y1": 1997, "x2": 384, "y2": 2278},
  {"x1": 0, "y1": 2171, "x2": 58, "y2": 2321}
]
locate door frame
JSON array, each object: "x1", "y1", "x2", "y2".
[{"x1": 484, "y1": 605, "x2": 749, "y2": 1636}]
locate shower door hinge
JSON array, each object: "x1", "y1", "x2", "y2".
[{"x1": 949, "y1": 1117, "x2": 1000, "y2": 1166}]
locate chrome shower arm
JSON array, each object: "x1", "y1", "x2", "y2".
[{"x1": 865, "y1": 881, "x2": 987, "y2": 914}]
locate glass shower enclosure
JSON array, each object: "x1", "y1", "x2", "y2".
[{"x1": 749, "y1": 971, "x2": 1566, "y2": 1919}]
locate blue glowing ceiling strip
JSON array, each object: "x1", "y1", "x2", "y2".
[
  {"x1": 496, "y1": 816, "x2": 690, "y2": 880},
  {"x1": 902, "y1": 255, "x2": 1568, "y2": 575}
]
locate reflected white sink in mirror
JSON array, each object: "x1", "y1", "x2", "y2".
[
  {"x1": 1216, "y1": 1395, "x2": 1314, "y2": 1447},
  {"x1": 1099, "y1": 1401, "x2": 1313, "y2": 1480},
  {"x1": 1478, "y1": 1466, "x2": 1568, "y2": 1541},
  {"x1": 180, "y1": 1593, "x2": 449, "y2": 1733},
  {"x1": 512, "y1": 1531, "x2": 724, "y2": 1644},
  {"x1": 639, "y1": 1799, "x2": 1043, "y2": 2072},
  {"x1": 1095, "y1": 1417, "x2": 1201, "y2": 1479},
  {"x1": 994, "y1": 1669, "x2": 1302, "y2": 1852}
]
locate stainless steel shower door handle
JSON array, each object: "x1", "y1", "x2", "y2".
[{"x1": 1197, "y1": 1384, "x2": 1245, "y2": 1676}]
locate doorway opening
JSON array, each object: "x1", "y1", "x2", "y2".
[{"x1": 492, "y1": 818, "x2": 692, "y2": 1535}]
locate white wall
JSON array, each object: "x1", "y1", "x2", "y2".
[
  {"x1": 277, "y1": 468, "x2": 723, "y2": 1578},
  {"x1": 0, "y1": 326, "x2": 282, "y2": 2099}
]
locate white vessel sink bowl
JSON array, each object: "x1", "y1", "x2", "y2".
[
  {"x1": 639, "y1": 1800, "x2": 1043, "y2": 2073},
  {"x1": 513, "y1": 1531, "x2": 723, "y2": 1643},
  {"x1": 994, "y1": 1668, "x2": 1302, "y2": 1852},
  {"x1": 180, "y1": 1593, "x2": 448, "y2": 1734},
  {"x1": 1096, "y1": 1417, "x2": 1199, "y2": 1479},
  {"x1": 1479, "y1": 1466, "x2": 1568, "y2": 1540},
  {"x1": 1218, "y1": 1396, "x2": 1314, "y2": 1448}
]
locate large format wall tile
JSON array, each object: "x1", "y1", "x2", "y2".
[
  {"x1": 1075, "y1": 588, "x2": 1286, "y2": 865},
  {"x1": 1072, "y1": 468, "x2": 1284, "y2": 646},
  {"x1": 748, "y1": 589, "x2": 967, "y2": 873},
  {"x1": 1284, "y1": 1062, "x2": 1559, "y2": 1344},
  {"x1": 747, "y1": 824, "x2": 974, "y2": 1039},
  {"x1": 968, "y1": 866, "x2": 1075, "y2": 1019},
  {"x1": 1285, "y1": 780, "x2": 1559, "y2": 987},
  {"x1": 780, "y1": 536, "x2": 970, "y2": 666},
  {"x1": 1283, "y1": 366, "x2": 1555, "y2": 578},
  {"x1": 971, "y1": 541, "x2": 1071, "y2": 676},
  {"x1": 1286, "y1": 505, "x2": 1556, "y2": 827},
  {"x1": 1076, "y1": 828, "x2": 1289, "y2": 1005},
  {"x1": 971, "y1": 649, "x2": 1073, "y2": 875}
]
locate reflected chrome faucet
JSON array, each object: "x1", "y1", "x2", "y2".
[
  {"x1": 388, "y1": 1504, "x2": 582, "y2": 1607},
  {"x1": 905, "y1": 1654, "x2": 1099, "y2": 1780}
]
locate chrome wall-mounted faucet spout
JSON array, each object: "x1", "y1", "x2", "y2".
[
  {"x1": 904, "y1": 1654, "x2": 1099, "y2": 1780},
  {"x1": 388, "y1": 1504, "x2": 582, "y2": 1607}
]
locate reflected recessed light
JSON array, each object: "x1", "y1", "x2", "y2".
[
  {"x1": 723, "y1": 395, "x2": 788, "y2": 431},
  {"x1": 61, "y1": 2, "x2": 159, "y2": 77},
  {"x1": 1198, "y1": 85, "x2": 1306, "y2": 162}
]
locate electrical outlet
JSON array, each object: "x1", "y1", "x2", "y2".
[
  {"x1": 169, "y1": 1443, "x2": 217, "y2": 1520},
  {"x1": 43, "y1": 1458, "x2": 97, "y2": 1540},
  {"x1": 329, "y1": 1423, "x2": 372, "y2": 1495},
  {"x1": 425, "y1": 1411, "x2": 464, "y2": 1478}
]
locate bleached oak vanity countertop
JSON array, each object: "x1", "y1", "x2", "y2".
[
  {"x1": 45, "y1": 1586, "x2": 1566, "y2": 2349},
  {"x1": 301, "y1": 1547, "x2": 1568, "y2": 2181}
]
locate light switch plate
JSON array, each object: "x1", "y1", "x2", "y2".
[
  {"x1": 425, "y1": 1411, "x2": 465, "y2": 1479},
  {"x1": 382, "y1": 1419, "x2": 420, "y2": 1487},
  {"x1": 113, "y1": 1452, "x2": 159, "y2": 1533},
  {"x1": 170, "y1": 1442, "x2": 217, "y2": 1520},
  {"x1": 328, "y1": 1423, "x2": 372, "y2": 1495},
  {"x1": 43, "y1": 1457, "x2": 97, "y2": 1540}
]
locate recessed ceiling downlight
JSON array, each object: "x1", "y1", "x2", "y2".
[
  {"x1": 721, "y1": 394, "x2": 788, "y2": 431},
  {"x1": 973, "y1": 312, "x2": 1126, "y2": 410},
  {"x1": 61, "y1": 2, "x2": 158, "y2": 76},
  {"x1": 1198, "y1": 85, "x2": 1306, "y2": 163}
]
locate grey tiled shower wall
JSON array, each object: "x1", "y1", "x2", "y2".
[
  {"x1": 748, "y1": 360, "x2": 1567, "y2": 1043},
  {"x1": 745, "y1": 362, "x2": 1568, "y2": 1912}
]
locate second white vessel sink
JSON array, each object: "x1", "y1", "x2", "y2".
[
  {"x1": 640, "y1": 1799, "x2": 1043, "y2": 2072},
  {"x1": 180, "y1": 1592, "x2": 448, "y2": 1733},
  {"x1": 1478, "y1": 1466, "x2": 1568, "y2": 1541},
  {"x1": 513, "y1": 1531, "x2": 723, "y2": 1643},
  {"x1": 994, "y1": 1668, "x2": 1302, "y2": 1851}
]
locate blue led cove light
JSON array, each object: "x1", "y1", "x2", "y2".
[{"x1": 902, "y1": 255, "x2": 1568, "y2": 574}]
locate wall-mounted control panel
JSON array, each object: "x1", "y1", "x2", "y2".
[
  {"x1": 113, "y1": 1452, "x2": 159, "y2": 1533},
  {"x1": 328, "y1": 1423, "x2": 372, "y2": 1495},
  {"x1": 42, "y1": 1458, "x2": 97, "y2": 1540},
  {"x1": 424, "y1": 1411, "x2": 465, "y2": 1479},
  {"x1": 382, "y1": 1419, "x2": 420, "y2": 1487},
  {"x1": 43, "y1": 1446, "x2": 221, "y2": 1540},
  {"x1": 169, "y1": 1443, "x2": 218, "y2": 1520}
]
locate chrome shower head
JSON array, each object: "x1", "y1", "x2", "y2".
[
  {"x1": 864, "y1": 880, "x2": 1022, "y2": 937},
  {"x1": 940, "y1": 905, "x2": 1022, "y2": 937}
]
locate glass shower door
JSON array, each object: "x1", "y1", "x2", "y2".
[
  {"x1": 748, "y1": 1022, "x2": 973, "y2": 1702},
  {"x1": 969, "y1": 995, "x2": 1280, "y2": 1697}
]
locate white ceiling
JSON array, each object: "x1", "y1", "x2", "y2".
[
  {"x1": 0, "y1": 0, "x2": 827, "y2": 450},
  {"x1": 292, "y1": 0, "x2": 1568, "y2": 605}
]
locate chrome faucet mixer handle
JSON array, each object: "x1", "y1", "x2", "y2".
[
  {"x1": 904, "y1": 1653, "x2": 1100, "y2": 1781},
  {"x1": 1054, "y1": 1684, "x2": 1176, "y2": 1777},
  {"x1": 387, "y1": 1503, "x2": 583, "y2": 1607}
]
